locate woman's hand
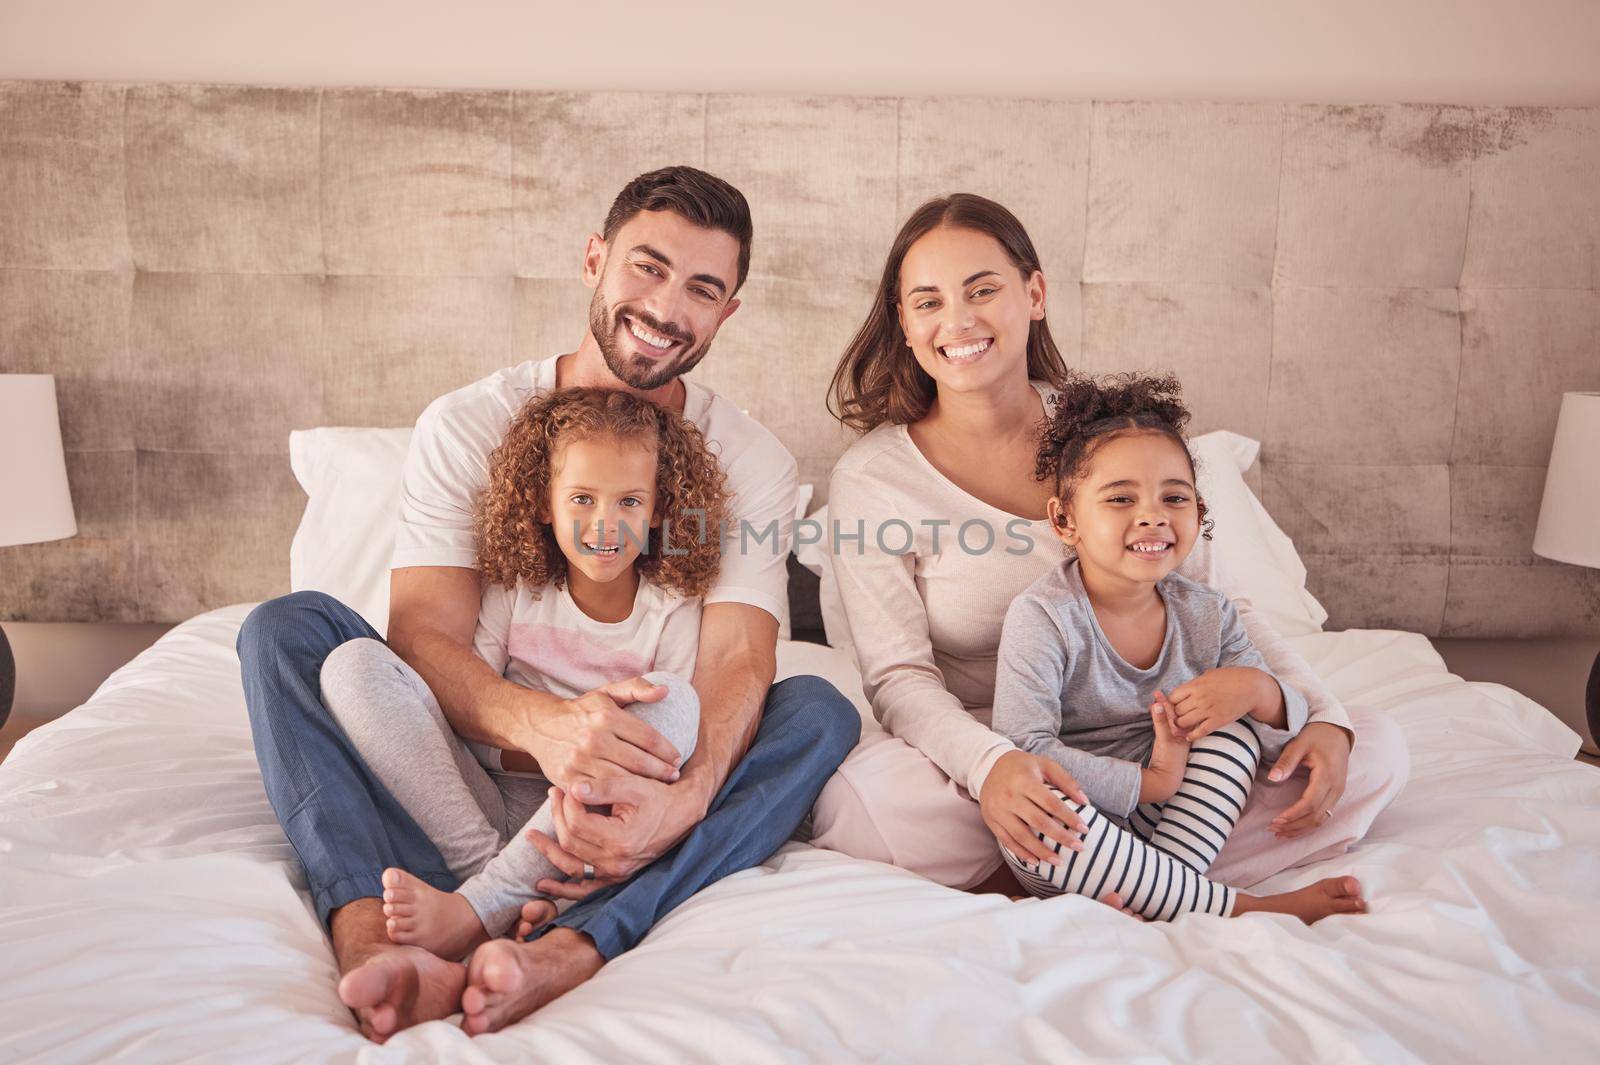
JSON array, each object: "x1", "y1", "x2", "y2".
[
  {"x1": 1168, "y1": 667, "x2": 1277, "y2": 739},
  {"x1": 978, "y1": 751, "x2": 1089, "y2": 867},
  {"x1": 1267, "y1": 721, "x2": 1353, "y2": 838}
]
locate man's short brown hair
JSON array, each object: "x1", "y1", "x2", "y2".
[{"x1": 602, "y1": 166, "x2": 754, "y2": 292}]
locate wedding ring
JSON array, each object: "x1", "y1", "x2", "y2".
[
  {"x1": 1321, "y1": 809, "x2": 1333, "y2": 820},
  {"x1": 582, "y1": 862, "x2": 596, "y2": 880}
]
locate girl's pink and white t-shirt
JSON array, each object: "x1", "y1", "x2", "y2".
[{"x1": 471, "y1": 576, "x2": 700, "y2": 699}]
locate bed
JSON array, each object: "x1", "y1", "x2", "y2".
[{"x1": 3, "y1": 601, "x2": 1597, "y2": 1063}]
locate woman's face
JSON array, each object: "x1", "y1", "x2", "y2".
[{"x1": 895, "y1": 226, "x2": 1046, "y2": 398}]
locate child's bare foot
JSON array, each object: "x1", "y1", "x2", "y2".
[
  {"x1": 1096, "y1": 891, "x2": 1148, "y2": 920},
  {"x1": 1233, "y1": 876, "x2": 1366, "y2": 924},
  {"x1": 381, "y1": 868, "x2": 489, "y2": 961}
]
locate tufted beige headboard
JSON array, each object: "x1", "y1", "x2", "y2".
[{"x1": 1, "y1": 82, "x2": 1597, "y2": 636}]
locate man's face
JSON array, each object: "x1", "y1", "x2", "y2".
[{"x1": 584, "y1": 210, "x2": 743, "y2": 391}]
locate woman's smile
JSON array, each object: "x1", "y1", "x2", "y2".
[{"x1": 938, "y1": 337, "x2": 994, "y2": 363}]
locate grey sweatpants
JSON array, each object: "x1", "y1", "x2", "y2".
[{"x1": 319, "y1": 638, "x2": 700, "y2": 938}]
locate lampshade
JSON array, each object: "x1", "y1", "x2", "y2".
[
  {"x1": 0, "y1": 374, "x2": 78, "y2": 548},
  {"x1": 1533, "y1": 391, "x2": 1600, "y2": 570}
]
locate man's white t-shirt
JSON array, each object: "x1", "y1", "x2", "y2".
[
  {"x1": 391, "y1": 354, "x2": 799, "y2": 625},
  {"x1": 472, "y1": 577, "x2": 701, "y2": 699}
]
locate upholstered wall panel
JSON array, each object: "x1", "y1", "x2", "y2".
[
  {"x1": 515, "y1": 93, "x2": 706, "y2": 277},
  {"x1": 1275, "y1": 105, "x2": 1474, "y2": 289},
  {"x1": 125, "y1": 85, "x2": 322, "y2": 275},
  {"x1": 896, "y1": 98, "x2": 1090, "y2": 289},
  {"x1": 321, "y1": 275, "x2": 513, "y2": 425},
  {"x1": 1080, "y1": 283, "x2": 1272, "y2": 440},
  {"x1": 1, "y1": 82, "x2": 1597, "y2": 637},
  {"x1": 1084, "y1": 102, "x2": 1282, "y2": 285},
  {"x1": 1454, "y1": 288, "x2": 1600, "y2": 465},
  {"x1": 0, "y1": 268, "x2": 134, "y2": 450},
  {"x1": 131, "y1": 272, "x2": 325, "y2": 452},
  {"x1": 1265, "y1": 286, "x2": 1464, "y2": 468},
  {"x1": 1461, "y1": 108, "x2": 1600, "y2": 289},
  {"x1": 136, "y1": 451, "x2": 303, "y2": 620},
  {"x1": 706, "y1": 95, "x2": 898, "y2": 282},
  {"x1": 323, "y1": 89, "x2": 514, "y2": 276},
  {"x1": 0, "y1": 83, "x2": 128, "y2": 270}
]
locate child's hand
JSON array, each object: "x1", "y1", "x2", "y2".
[
  {"x1": 1140, "y1": 691, "x2": 1190, "y2": 804},
  {"x1": 1167, "y1": 667, "x2": 1273, "y2": 740}
]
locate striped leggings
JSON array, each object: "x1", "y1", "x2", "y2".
[{"x1": 1003, "y1": 719, "x2": 1263, "y2": 920}]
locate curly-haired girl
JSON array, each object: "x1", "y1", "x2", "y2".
[
  {"x1": 319, "y1": 387, "x2": 728, "y2": 959},
  {"x1": 990, "y1": 372, "x2": 1366, "y2": 923}
]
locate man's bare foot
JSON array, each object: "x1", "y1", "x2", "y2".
[
  {"x1": 338, "y1": 944, "x2": 467, "y2": 1042},
  {"x1": 460, "y1": 928, "x2": 604, "y2": 1035},
  {"x1": 381, "y1": 868, "x2": 489, "y2": 961},
  {"x1": 331, "y1": 897, "x2": 466, "y2": 1042},
  {"x1": 1233, "y1": 876, "x2": 1366, "y2": 925}
]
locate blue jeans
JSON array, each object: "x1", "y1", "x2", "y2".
[{"x1": 238, "y1": 590, "x2": 861, "y2": 960}]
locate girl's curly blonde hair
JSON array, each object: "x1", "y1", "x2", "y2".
[{"x1": 475, "y1": 387, "x2": 729, "y2": 598}]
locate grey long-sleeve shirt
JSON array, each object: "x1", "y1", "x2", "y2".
[{"x1": 992, "y1": 559, "x2": 1309, "y2": 819}]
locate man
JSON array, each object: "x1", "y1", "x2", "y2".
[{"x1": 239, "y1": 166, "x2": 861, "y2": 1041}]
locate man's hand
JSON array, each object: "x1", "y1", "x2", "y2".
[
  {"x1": 977, "y1": 751, "x2": 1089, "y2": 867},
  {"x1": 519, "y1": 678, "x2": 683, "y2": 793},
  {"x1": 1168, "y1": 666, "x2": 1277, "y2": 739},
  {"x1": 1267, "y1": 721, "x2": 1353, "y2": 838},
  {"x1": 523, "y1": 770, "x2": 708, "y2": 897}
]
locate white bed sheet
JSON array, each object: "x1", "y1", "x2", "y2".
[{"x1": 2, "y1": 606, "x2": 1598, "y2": 1064}]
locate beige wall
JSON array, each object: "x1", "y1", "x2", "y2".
[
  {"x1": 1, "y1": 1, "x2": 1599, "y2": 105},
  {"x1": 1, "y1": 622, "x2": 170, "y2": 757}
]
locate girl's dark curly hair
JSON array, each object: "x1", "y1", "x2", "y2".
[
  {"x1": 475, "y1": 387, "x2": 729, "y2": 598},
  {"x1": 1035, "y1": 371, "x2": 1213, "y2": 540}
]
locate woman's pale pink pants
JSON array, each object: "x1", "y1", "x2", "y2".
[{"x1": 809, "y1": 706, "x2": 1409, "y2": 891}]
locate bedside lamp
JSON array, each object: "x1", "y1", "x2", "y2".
[
  {"x1": 1533, "y1": 391, "x2": 1600, "y2": 751},
  {"x1": 0, "y1": 375, "x2": 78, "y2": 729}
]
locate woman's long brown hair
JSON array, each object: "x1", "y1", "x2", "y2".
[{"x1": 827, "y1": 193, "x2": 1072, "y2": 433}]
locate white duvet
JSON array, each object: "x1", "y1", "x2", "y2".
[{"x1": 2, "y1": 606, "x2": 1598, "y2": 1064}]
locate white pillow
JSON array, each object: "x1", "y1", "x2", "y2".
[
  {"x1": 288, "y1": 427, "x2": 412, "y2": 636},
  {"x1": 793, "y1": 431, "x2": 1327, "y2": 651},
  {"x1": 1189, "y1": 430, "x2": 1328, "y2": 636}
]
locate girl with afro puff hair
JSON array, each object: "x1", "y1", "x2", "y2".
[
  {"x1": 318, "y1": 387, "x2": 729, "y2": 961},
  {"x1": 989, "y1": 372, "x2": 1365, "y2": 923}
]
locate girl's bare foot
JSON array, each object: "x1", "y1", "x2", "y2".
[
  {"x1": 1096, "y1": 891, "x2": 1148, "y2": 920},
  {"x1": 1233, "y1": 876, "x2": 1366, "y2": 924},
  {"x1": 382, "y1": 868, "x2": 489, "y2": 961}
]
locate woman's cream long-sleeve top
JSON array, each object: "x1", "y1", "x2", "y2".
[{"x1": 827, "y1": 395, "x2": 1353, "y2": 801}]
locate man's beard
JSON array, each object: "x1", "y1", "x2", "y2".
[{"x1": 588, "y1": 292, "x2": 711, "y2": 391}]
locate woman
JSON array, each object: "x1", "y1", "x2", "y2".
[{"x1": 809, "y1": 194, "x2": 1408, "y2": 893}]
